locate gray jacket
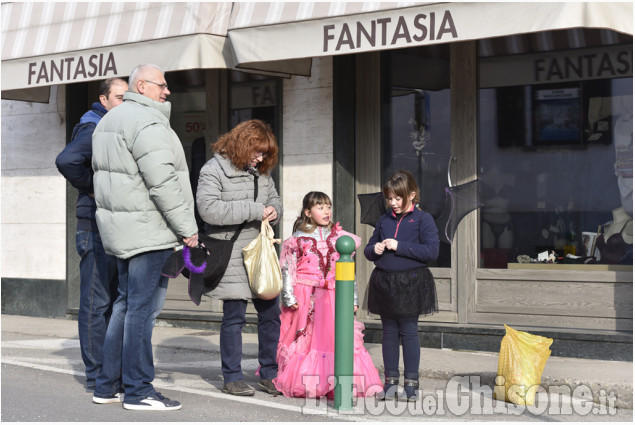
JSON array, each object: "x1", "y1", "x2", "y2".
[
  {"x1": 196, "y1": 154, "x2": 282, "y2": 300},
  {"x1": 92, "y1": 91, "x2": 198, "y2": 259}
]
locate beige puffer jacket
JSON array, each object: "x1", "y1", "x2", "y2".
[{"x1": 92, "y1": 91, "x2": 198, "y2": 259}]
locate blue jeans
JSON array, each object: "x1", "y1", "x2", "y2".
[
  {"x1": 221, "y1": 297, "x2": 281, "y2": 383},
  {"x1": 380, "y1": 316, "x2": 420, "y2": 381},
  {"x1": 76, "y1": 229, "x2": 118, "y2": 388},
  {"x1": 94, "y1": 248, "x2": 172, "y2": 402}
]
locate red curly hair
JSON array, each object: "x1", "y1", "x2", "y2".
[{"x1": 212, "y1": 119, "x2": 279, "y2": 175}]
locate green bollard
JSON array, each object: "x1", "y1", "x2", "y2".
[{"x1": 334, "y1": 235, "x2": 355, "y2": 411}]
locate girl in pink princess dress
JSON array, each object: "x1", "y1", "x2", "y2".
[{"x1": 273, "y1": 191, "x2": 381, "y2": 399}]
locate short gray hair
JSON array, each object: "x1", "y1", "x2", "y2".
[{"x1": 129, "y1": 64, "x2": 164, "y2": 92}]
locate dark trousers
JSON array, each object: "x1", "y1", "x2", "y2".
[
  {"x1": 220, "y1": 297, "x2": 281, "y2": 383},
  {"x1": 380, "y1": 315, "x2": 420, "y2": 381},
  {"x1": 76, "y1": 229, "x2": 118, "y2": 388}
]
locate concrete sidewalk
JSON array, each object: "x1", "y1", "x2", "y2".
[{"x1": 1, "y1": 314, "x2": 632, "y2": 409}]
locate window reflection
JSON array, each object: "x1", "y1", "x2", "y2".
[
  {"x1": 382, "y1": 47, "x2": 452, "y2": 267},
  {"x1": 229, "y1": 70, "x2": 279, "y2": 136},
  {"x1": 478, "y1": 32, "x2": 632, "y2": 269}
]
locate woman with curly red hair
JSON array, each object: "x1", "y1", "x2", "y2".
[{"x1": 196, "y1": 119, "x2": 283, "y2": 397}]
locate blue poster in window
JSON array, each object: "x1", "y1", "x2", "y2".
[{"x1": 533, "y1": 87, "x2": 581, "y2": 145}]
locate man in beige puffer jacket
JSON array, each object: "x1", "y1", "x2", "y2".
[{"x1": 91, "y1": 64, "x2": 198, "y2": 411}]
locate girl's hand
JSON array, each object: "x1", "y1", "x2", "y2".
[
  {"x1": 374, "y1": 241, "x2": 386, "y2": 255},
  {"x1": 289, "y1": 303, "x2": 299, "y2": 310},
  {"x1": 383, "y1": 238, "x2": 398, "y2": 251},
  {"x1": 354, "y1": 305, "x2": 358, "y2": 313}
]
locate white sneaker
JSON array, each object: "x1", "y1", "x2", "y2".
[
  {"x1": 123, "y1": 392, "x2": 182, "y2": 411},
  {"x1": 93, "y1": 393, "x2": 124, "y2": 404}
]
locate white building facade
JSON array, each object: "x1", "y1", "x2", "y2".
[{"x1": 2, "y1": 2, "x2": 633, "y2": 360}]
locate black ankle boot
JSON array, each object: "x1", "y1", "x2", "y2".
[
  {"x1": 399, "y1": 379, "x2": 419, "y2": 401},
  {"x1": 375, "y1": 376, "x2": 399, "y2": 400}
]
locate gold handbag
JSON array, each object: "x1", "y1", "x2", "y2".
[{"x1": 242, "y1": 219, "x2": 282, "y2": 300}]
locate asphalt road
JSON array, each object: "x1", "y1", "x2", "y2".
[{"x1": 1, "y1": 329, "x2": 631, "y2": 422}]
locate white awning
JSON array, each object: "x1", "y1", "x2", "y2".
[
  {"x1": 1, "y1": 2, "x2": 234, "y2": 93},
  {"x1": 228, "y1": 1, "x2": 633, "y2": 76}
]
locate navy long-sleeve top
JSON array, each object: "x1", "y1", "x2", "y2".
[
  {"x1": 363, "y1": 206, "x2": 440, "y2": 272},
  {"x1": 55, "y1": 102, "x2": 107, "y2": 232}
]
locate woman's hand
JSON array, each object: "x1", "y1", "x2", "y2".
[
  {"x1": 354, "y1": 305, "x2": 358, "y2": 313},
  {"x1": 263, "y1": 205, "x2": 277, "y2": 221},
  {"x1": 374, "y1": 241, "x2": 386, "y2": 255},
  {"x1": 183, "y1": 234, "x2": 199, "y2": 248},
  {"x1": 288, "y1": 303, "x2": 299, "y2": 310},
  {"x1": 383, "y1": 238, "x2": 398, "y2": 251}
]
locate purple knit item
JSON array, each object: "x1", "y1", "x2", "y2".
[{"x1": 183, "y1": 246, "x2": 207, "y2": 274}]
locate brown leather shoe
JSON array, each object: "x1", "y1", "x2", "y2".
[
  {"x1": 222, "y1": 380, "x2": 255, "y2": 396},
  {"x1": 258, "y1": 379, "x2": 282, "y2": 396}
]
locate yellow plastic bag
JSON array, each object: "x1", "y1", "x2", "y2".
[
  {"x1": 495, "y1": 324, "x2": 553, "y2": 405},
  {"x1": 242, "y1": 219, "x2": 282, "y2": 300}
]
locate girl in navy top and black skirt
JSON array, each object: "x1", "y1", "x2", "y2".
[{"x1": 364, "y1": 169, "x2": 439, "y2": 402}]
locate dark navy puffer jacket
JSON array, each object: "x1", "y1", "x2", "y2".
[
  {"x1": 55, "y1": 102, "x2": 107, "y2": 232},
  {"x1": 364, "y1": 206, "x2": 440, "y2": 272}
]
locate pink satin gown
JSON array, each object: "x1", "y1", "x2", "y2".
[{"x1": 273, "y1": 224, "x2": 381, "y2": 399}]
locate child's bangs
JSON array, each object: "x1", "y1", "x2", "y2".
[
  {"x1": 383, "y1": 180, "x2": 409, "y2": 200},
  {"x1": 312, "y1": 193, "x2": 332, "y2": 207}
]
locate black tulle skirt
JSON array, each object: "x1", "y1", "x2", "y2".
[{"x1": 366, "y1": 266, "x2": 438, "y2": 319}]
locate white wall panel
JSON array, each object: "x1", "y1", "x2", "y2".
[
  {"x1": 1, "y1": 175, "x2": 66, "y2": 224},
  {"x1": 1, "y1": 86, "x2": 67, "y2": 279},
  {"x1": 1, "y1": 111, "x2": 66, "y2": 174},
  {"x1": 1, "y1": 223, "x2": 66, "y2": 279},
  {"x1": 1, "y1": 95, "x2": 60, "y2": 115}
]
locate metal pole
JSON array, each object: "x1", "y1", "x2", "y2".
[{"x1": 334, "y1": 235, "x2": 355, "y2": 411}]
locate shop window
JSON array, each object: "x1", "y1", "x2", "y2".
[
  {"x1": 478, "y1": 34, "x2": 633, "y2": 269},
  {"x1": 165, "y1": 70, "x2": 208, "y2": 232},
  {"x1": 381, "y1": 46, "x2": 451, "y2": 267},
  {"x1": 229, "y1": 71, "x2": 280, "y2": 135},
  {"x1": 166, "y1": 70, "x2": 207, "y2": 172}
]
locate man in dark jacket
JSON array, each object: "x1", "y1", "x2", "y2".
[{"x1": 55, "y1": 77, "x2": 128, "y2": 390}]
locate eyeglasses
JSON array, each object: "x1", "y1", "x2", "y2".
[
  {"x1": 144, "y1": 80, "x2": 169, "y2": 90},
  {"x1": 253, "y1": 152, "x2": 269, "y2": 160}
]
